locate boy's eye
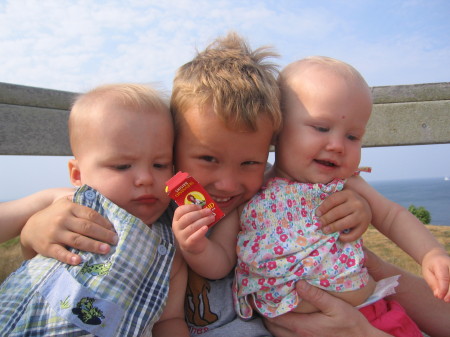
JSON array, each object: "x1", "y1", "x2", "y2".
[
  {"x1": 199, "y1": 155, "x2": 217, "y2": 163},
  {"x1": 241, "y1": 161, "x2": 261, "y2": 166},
  {"x1": 347, "y1": 134, "x2": 359, "y2": 141},
  {"x1": 115, "y1": 164, "x2": 131, "y2": 170}
]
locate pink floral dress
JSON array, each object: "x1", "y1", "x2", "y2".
[{"x1": 233, "y1": 177, "x2": 369, "y2": 318}]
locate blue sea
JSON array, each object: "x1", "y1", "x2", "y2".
[{"x1": 370, "y1": 177, "x2": 450, "y2": 226}]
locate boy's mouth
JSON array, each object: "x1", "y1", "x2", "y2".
[
  {"x1": 213, "y1": 196, "x2": 232, "y2": 203},
  {"x1": 314, "y1": 159, "x2": 337, "y2": 167}
]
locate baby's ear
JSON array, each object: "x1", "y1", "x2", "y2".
[{"x1": 68, "y1": 159, "x2": 82, "y2": 186}]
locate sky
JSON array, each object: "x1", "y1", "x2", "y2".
[{"x1": 1, "y1": 0, "x2": 449, "y2": 201}]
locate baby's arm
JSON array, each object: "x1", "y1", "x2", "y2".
[
  {"x1": 364, "y1": 247, "x2": 450, "y2": 337},
  {"x1": 347, "y1": 176, "x2": 450, "y2": 301},
  {"x1": 316, "y1": 187, "x2": 372, "y2": 242},
  {"x1": 0, "y1": 188, "x2": 74, "y2": 243},
  {"x1": 172, "y1": 205, "x2": 239, "y2": 279},
  {"x1": 152, "y1": 250, "x2": 189, "y2": 336}
]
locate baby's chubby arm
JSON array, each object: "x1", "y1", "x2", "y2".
[
  {"x1": 152, "y1": 250, "x2": 189, "y2": 336},
  {"x1": 346, "y1": 175, "x2": 450, "y2": 302},
  {"x1": 172, "y1": 205, "x2": 239, "y2": 279}
]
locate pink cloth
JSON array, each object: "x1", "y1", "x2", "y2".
[{"x1": 359, "y1": 299, "x2": 423, "y2": 337}]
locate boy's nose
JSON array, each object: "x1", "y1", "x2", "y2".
[{"x1": 214, "y1": 170, "x2": 240, "y2": 193}]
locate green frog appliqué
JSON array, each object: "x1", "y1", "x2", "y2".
[
  {"x1": 80, "y1": 261, "x2": 112, "y2": 276},
  {"x1": 72, "y1": 297, "x2": 105, "y2": 325}
]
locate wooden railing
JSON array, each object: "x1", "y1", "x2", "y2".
[{"x1": 1, "y1": 81, "x2": 449, "y2": 156}]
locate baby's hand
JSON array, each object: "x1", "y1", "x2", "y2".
[
  {"x1": 172, "y1": 204, "x2": 215, "y2": 255},
  {"x1": 317, "y1": 189, "x2": 371, "y2": 242},
  {"x1": 422, "y1": 247, "x2": 450, "y2": 302}
]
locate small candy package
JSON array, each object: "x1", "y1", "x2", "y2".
[{"x1": 165, "y1": 171, "x2": 225, "y2": 227}]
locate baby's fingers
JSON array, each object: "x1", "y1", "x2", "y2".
[
  {"x1": 424, "y1": 263, "x2": 450, "y2": 301},
  {"x1": 434, "y1": 267, "x2": 450, "y2": 302}
]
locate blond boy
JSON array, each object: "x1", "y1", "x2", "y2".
[{"x1": 171, "y1": 34, "x2": 371, "y2": 336}]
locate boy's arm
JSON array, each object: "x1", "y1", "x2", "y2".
[
  {"x1": 20, "y1": 196, "x2": 117, "y2": 263},
  {"x1": 347, "y1": 176, "x2": 450, "y2": 300},
  {"x1": 9, "y1": 188, "x2": 117, "y2": 264},
  {"x1": 316, "y1": 188, "x2": 372, "y2": 242},
  {"x1": 152, "y1": 250, "x2": 189, "y2": 337},
  {"x1": 0, "y1": 188, "x2": 74, "y2": 243},
  {"x1": 172, "y1": 205, "x2": 239, "y2": 279}
]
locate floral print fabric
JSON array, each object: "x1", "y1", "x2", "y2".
[{"x1": 234, "y1": 177, "x2": 369, "y2": 318}]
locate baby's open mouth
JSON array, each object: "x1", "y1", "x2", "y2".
[{"x1": 315, "y1": 159, "x2": 337, "y2": 167}]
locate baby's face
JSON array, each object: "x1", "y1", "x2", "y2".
[
  {"x1": 174, "y1": 104, "x2": 274, "y2": 215},
  {"x1": 72, "y1": 104, "x2": 174, "y2": 225},
  {"x1": 276, "y1": 69, "x2": 372, "y2": 184}
]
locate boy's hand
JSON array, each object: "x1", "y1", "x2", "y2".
[
  {"x1": 21, "y1": 197, "x2": 117, "y2": 265},
  {"x1": 421, "y1": 248, "x2": 450, "y2": 302},
  {"x1": 316, "y1": 189, "x2": 371, "y2": 242},
  {"x1": 172, "y1": 204, "x2": 215, "y2": 255}
]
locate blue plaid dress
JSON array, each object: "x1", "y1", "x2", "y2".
[{"x1": 0, "y1": 185, "x2": 175, "y2": 337}]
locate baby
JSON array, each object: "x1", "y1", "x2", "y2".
[
  {"x1": 233, "y1": 57, "x2": 449, "y2": 335},
  {"x1": 0, "y1": 84, "x2": 188, "y2": 336}
]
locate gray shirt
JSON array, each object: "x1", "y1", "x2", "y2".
[{"x1": 185, "y1": 271, "x2": 272, "y2": 337}]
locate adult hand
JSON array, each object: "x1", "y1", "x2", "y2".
[
  {"x1": 21, "y1": 197, "x2": 117, "y2": 265},
  {"x1": 317, "y1": 188, "x2": 371, "y2": 242},
  {"x1": 264, "y1": 281, "x2": 389, "y2": 337}
]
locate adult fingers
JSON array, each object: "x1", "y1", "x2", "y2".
[
  {"x1": 264, "y1": 315, "x2": 297, "y2": 337},
  {"x1": 294, "y1": 280, "x2": 336, "y2": 315}
]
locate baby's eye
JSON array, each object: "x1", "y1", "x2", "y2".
[
  {"x1": 347, "y1": 134, "x2": 359, "y2": 141},
  {"x1": 115, "y1": 164, "x2": 131, "y2": 170},
  {"x1": 314, "y1": 126, "x2": 329, "y2": 132},
  {"x1": 199, "y1": 155, "x2": 217, "y2": 163},
  {"x1": 153, "y1": 163, "x2": 170, "y2": 169}
]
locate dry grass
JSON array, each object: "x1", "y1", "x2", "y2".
[
  {"x1": 1, "y1": 225, "x2": 449, "y2": 284},
  {"x1": 363, "y1": 224, "x2": 450, "y2": 276},
  {"x1": 0, "y1": 237, "x2": 24, "y2": 283}
]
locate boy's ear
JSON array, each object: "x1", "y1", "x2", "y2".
[{"x1": 68, "y1": 159, "x2": 82, "y2": 186}]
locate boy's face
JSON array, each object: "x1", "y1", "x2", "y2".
[
  {"x1": 69, "y1": 102, "x2": 173, "y2": 225},
  {"x1": 276, "y1": 69, "x2": 372, "y2": 184},
  {"x1": 174, "y1": 104, "x2": 274, "y2": 214}
]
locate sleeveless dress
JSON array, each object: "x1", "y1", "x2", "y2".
[{"x1": 234, "y1": 177, "x2": 369, "y2": 318}]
